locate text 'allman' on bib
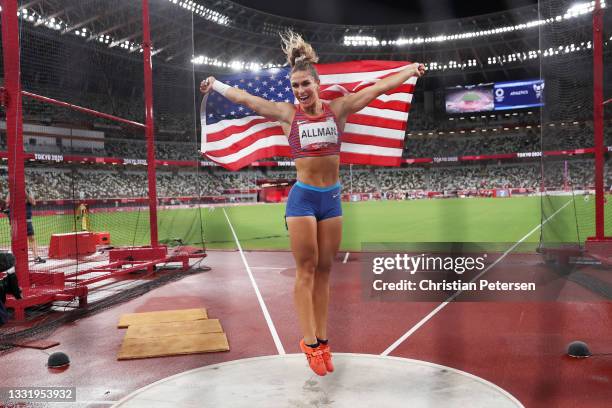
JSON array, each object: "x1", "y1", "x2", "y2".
[{"x1": 298, "y1": 119, "x2": 339, "y2": 150}]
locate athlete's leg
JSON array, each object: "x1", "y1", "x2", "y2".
[
  {"x1": 28, "y1": 236, "x2": 37, "y2": 258},
  {"x1": 313, "y1": 216, "x2": 342, "y2": 341},
  {"x1": 286, "y1": 216, "x2": 319, "y2": 345}
]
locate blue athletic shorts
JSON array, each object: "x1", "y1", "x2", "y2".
[{"x1": 285, "y1": 181, "x2": 342, "y2": 221}]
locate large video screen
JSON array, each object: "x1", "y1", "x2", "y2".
[
  {"x1": 493, "y1": 79, "x2": 545, "y2": 110},
  {"x1": 445, "y1": 79, "x2": 545, "y2": 114},
  {"x1": 445, "y1": 84, "x2": 494, "y2": 114}
]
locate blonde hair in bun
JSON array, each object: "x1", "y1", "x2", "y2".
[{"x1": 280, "y1": 30, "x2": 319, "y2": 80}]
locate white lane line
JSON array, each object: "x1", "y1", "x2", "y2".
[
  {"x1": 381, "y1": 199, "x2": 573, "y2": 356},
  {"x1": 223, "y1": 208, "x2": 286, "y2": 355},
  {"x1": 343, "y1": 252, "x2": 350, "y2": 264}
]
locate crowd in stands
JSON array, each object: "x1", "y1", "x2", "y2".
[
  {"x1": 0, "y1": 159, "x2": 604, "y2": 202},
  {"x1": 4, "y1": 116, "x2": 607, "y2": 162},
  {"x1": 11, "y1": 136, "x2": 199, "y2": 161},
  {"x1": 102, "y1": 138, "x2": 199, "y2": 161},
  {"x1": 0, "y1": 167, "x2": 260, "y2": 200},
  {"x1": 21, "y1": 90, "x2": 192, "y2": 136},
  {"x1": 405, "y1": 120, "x2": 609, "y2": 158},
  {"x1": 339, "y1": 169, "x2": 381, "y2": 193}
]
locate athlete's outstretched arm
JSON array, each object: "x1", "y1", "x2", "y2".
[
  {"x1": 330, "y1": 63, "x2": 425, "y2": 120},
  {"x1": 200, "y1": 76, "x2": 294, "y2": 125}
]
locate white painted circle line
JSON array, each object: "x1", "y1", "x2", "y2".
[{"x1": 111, "y1": 353, "x2": 524, "y2": 408}]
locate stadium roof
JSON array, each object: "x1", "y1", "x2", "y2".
[
  {"x1": 229, "y1": 0, "x2": 539, "y2": 25},
  {"x1": 8, "y1": 0, "x2": 606, "y2": 82}
]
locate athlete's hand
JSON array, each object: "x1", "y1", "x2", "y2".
[
  {"x1": 411, "y1": 63, "x2": 425, "y2": 78},
  {"x1": 200, "y1": 76, "x2": 216, "y2": 94}
]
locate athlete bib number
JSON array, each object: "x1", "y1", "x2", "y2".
[{"x1": 298, "y1": 119, "x2": 339, "y2": 150}]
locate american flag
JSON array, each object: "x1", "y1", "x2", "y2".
[{"x1": 200, "y1": 60, "x2": 418, "y2": 171}]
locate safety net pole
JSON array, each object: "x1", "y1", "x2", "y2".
[
  {"x1": 142, "y1": 0, "x2": 159, "y2": 247},
  {"x1": 21, "y1": 91, "x2": 146, "y2": 129},
  {"x1": 593, "y1": 0, "x2": 605, "y2": 239},
  {"x1": 1, "y1": 0, "x2": 29, "y2": 288}
]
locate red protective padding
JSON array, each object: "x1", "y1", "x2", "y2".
[
  {"x1": 108, "y1": 246, "x2": 168, "y2": 263},
  {"x1": 48, "y1": 232, "x2": 98, "y2": 259},
  {"x1": 94, "y1": 232, "x2": 111, "y2": 245},
  {"x1": 585, "y1": 236, "x2": 612, "y2": 265}
]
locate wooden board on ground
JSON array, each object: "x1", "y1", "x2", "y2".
[
  {"x1": 117, "y1": 333, "x2": 229, "y2": 360},
  {"x1": 125, "y1": 319, "x2": 224, "y2": 339},
  {"x1": 117, "y1": 308, "x2": 208, "y2": 328},
  {"x1": 12, "y1": 340, "x2": 60, "y2": 350}
]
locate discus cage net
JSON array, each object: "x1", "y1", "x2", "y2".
[
  {"x1": 1, "y1": 0, "x2": 610, "y2": 341},
  {"x1": 0, "y1": 0, "x2": 213, "y2": 341},
  {"x1": 538, "y1": 0, "x2": 612, "y2": 263}
]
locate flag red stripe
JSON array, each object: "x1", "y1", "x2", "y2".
[
  {"x1": 206, "y1": 118, "x2": 272, "y2": 142},
  {"x1": 363, "y1": 99, "x2": 409, "y2": 112},
  {"x1": 320, "y1": 92, "x2": 411, "y2": 112},
  {"x1": 315, "y1": 60, "x2": 410, "y2": 75},
  {"x1": 346, "y1": 113, "x2": 407, "y2": 131},
  {"x1": 206, "y1": 127, "x2": 286, "y2": 157},
  {"x1": 340, "y1": 152, "x2": 402, "y2": 166},
  {"x1": 320, "y1": 83, "x2": 415, "y2": 97},
  {"x1": 211, "y1": 146, "x2": 292, "y2": 171},
  {"x1": 342, "y1": 133, "x2": 405, "y2": 149}
]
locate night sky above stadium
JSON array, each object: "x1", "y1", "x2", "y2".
[{"x1": 231, "y1": 0, "x2": 539, "y2": 25}]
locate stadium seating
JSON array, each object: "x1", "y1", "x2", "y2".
[{"x1": 0, "y1": 158, "x2": 599, "y2": 202}]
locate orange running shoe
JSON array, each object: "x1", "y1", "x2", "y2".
[
  {"x1": 299, "y1": 340, "x2": 327, "y2": 376},
  {"x1": 318, "y1": 343, "x2": 334, "y2": 373}
]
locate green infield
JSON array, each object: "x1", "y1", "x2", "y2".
[{"x1": 1, "y1": 194, "x2": 604, "y2": 252}]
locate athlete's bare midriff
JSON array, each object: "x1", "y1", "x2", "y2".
[
  {"x1": 281, "y1": 106, "x2": 342, "y2": 188},
  {"x1": 295, "y1": 155, "x2": 340, "y2": 188}
]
